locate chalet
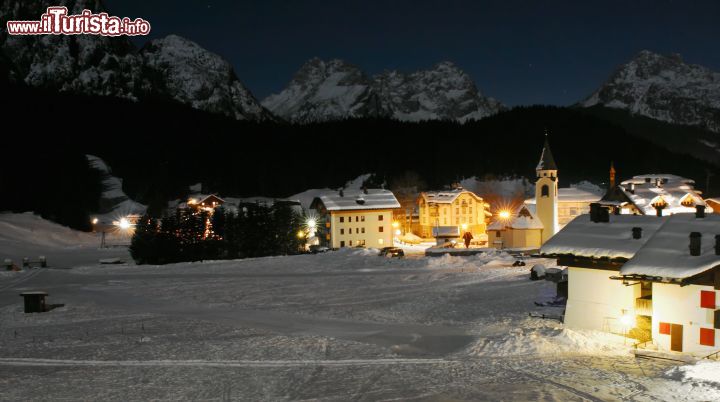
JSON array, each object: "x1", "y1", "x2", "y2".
[
  {"x1": 417, "y1": 187, "x2": 491, "y2": 243},
  {"x1": 542, "y1": 205, "x2": 720, "y2": 354},
  {"x1": 310, "y1": 189, "x2": 400, "y2": 249},
  {"x1": 599, "y1": 173, "x2": 710, "y2": 216},
  {"x1": 184, "y1": 194, "x2": 225, "y2": 213}
]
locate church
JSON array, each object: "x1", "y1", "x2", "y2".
[{"x1": 489, "y1": 137, "x2": 600, "y2": 250}]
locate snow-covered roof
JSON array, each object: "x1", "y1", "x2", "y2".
[
  {"x1": 540, "y1": 214, "x2": 667, "y2": 260},
  {"x1": 525, "y1": 187, "x2": 602, "y2": 205},
  {"x1": 311, "y1": 189, "x2": 400, "y2": 211},
  {"x1": 620, "y1": 213, "x2": 720, "y2": 279},
  {"x1": 489, "y1": 205, "x2": 544, "y2": 231},
  {"x1": 419, "y1": 188, "x2": 486, "y2": 205},
  {"x1": 557, "y1": 188, "x2": 603, "y2": 202},
  {"x1": 432, "y1": 226, "x2": 460, "y2": 237},
  {"x1": 617, "y1": 174, "x2": 708, "y2": 215}
]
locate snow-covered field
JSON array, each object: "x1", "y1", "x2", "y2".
[{"x1": 1, "y1": 213, "x2": 719, "y2": 401}]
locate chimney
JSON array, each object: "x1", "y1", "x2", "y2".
[
  {"x1": 715, "y1": 235, "x2": 720, "y2": 256},
  {"x1": 628, "y1": 183, "x2": 635, "y2": 194},
  {"x1": 363, "y1": 186, "x2": 368, "y2": 195},
  {"x1": 589, "y1": 203, "x2": 609, "y2": 223},
  {"x1": 655, "y1": 205, "x2": 664, "y2": 217},
  {"x1": 696, "y1": 205, "x2": 706, "y2": 218},
  {"x1": 339, "y1": 189, "x2": 344, "y2": 197},
  {"x1": 632, "y1": 227, "x2": 642, "y2": 239},
  {"x1": 689, "y1": 232, "x2": 702, "y2": 256}
]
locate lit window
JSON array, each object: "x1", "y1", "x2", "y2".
[{"x1": 378, "y1": 239, "x2": 384, "y2": 245}]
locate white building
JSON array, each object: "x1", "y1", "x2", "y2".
[
  {"x1": 310, "y1": 189, "x2": 400, "y2": 249},
  {"x1": 542, "y1": 206, "x2": 720, "y2": 354}
]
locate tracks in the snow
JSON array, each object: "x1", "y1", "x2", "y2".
[
  {"x1": 0, "y1": 269, "x2": 44, "y2": 292},
  {"x1": 0, "y1": 357, "x2": 451, "y2": 368}
]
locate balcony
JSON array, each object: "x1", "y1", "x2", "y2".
[{"x1": 635, "y1": 296, "x2": 653, "y2": 316}]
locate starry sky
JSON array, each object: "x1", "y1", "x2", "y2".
[{"x1": 106, "y1": 0, "x2": 720, "y2": 106}]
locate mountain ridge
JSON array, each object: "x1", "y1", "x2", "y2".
[
  {"x1": 580, "y1": 50, "x2": 720, "y2": 133},
  {"x1": 262, "y1": 58, "x2": 505, "y2": 123}
]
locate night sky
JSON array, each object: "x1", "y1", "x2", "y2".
[{"x1": 106, "y1": 0, "x2": 720, "y2": 106}]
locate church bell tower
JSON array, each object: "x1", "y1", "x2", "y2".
[{"x1": 535, "y1": 135, "x2": 559, "y2": 243}]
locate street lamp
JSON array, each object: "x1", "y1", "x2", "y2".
[
  {"x1": 620, "y1": 309, "x2": 635, "y2": 344},
  {"x1": 117, "y1": 217, "x2": 131, "y2": 230}
]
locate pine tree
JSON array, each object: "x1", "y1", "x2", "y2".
[{"x1": 130, "y1": 215, "x2": 158, "y2": 264}]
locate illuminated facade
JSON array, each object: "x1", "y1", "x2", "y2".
[{"x1": 417, "y1": 188, "x2": 491, "y2": 241}]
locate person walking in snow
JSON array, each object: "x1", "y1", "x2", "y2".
[{"x1": 462, "y1": 231, "x2": 473, "y2": 248}]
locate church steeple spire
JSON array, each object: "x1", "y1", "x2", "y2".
[{"x1": 536, "y1": 133, "x2": 558, "y2": 172}]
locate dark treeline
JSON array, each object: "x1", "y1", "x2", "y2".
[
  {"x1": 2, "y1": 82, "x2": 719, "y2": 230},
  {"x1": 130, "y1": 203, "x2": 304, "y2": 265}
]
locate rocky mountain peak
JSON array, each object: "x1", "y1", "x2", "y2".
[
  {"x1": 580, "y1": 50, "x2": 720, "y2": 132},
  {"x1": 0, "y1": 1, "x2": 272, "y2": 121},
  {"x1": 263, "y1": 58, "x2": 504, "y2": 123}
]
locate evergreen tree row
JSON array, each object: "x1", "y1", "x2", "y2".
[{"x1": 130, "y1": 203, "x2": 304, "y2": 265}]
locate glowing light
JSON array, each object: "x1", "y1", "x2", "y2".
[
  {"x1": 91, "y1": 217, "x2": 98, "y2": 225},
  {"x1": 395, "y1": 229, "x2": 401, "y2": 235},
  {"x1": 297, "y1": 230, "x2": 305, "y2": 239},
  {"x1": 498, "y1": 210, "x2": 511, "y2": 219},
  {"x1": 188, "y1": 198, "x2": 198, "y2": 205},
  {"x1": 392, "y1": 221, "x2": 400, "y2": 228},
  {"x1": 620, "y1": 313, "x2": 635, "y2": 328},
  {"x1": 461, "y1": 223, "x2": 468, "y2": 230},
  {"x1": 117, "y1": 217, "x2": 131, "y2": 230},
  {"x1": 306, "y1": 218, "x2": 317, "y2": 230}
]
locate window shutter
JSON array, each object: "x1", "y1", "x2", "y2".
[
  {"x1": 659, "y1": 322, "x2": 670, "y2": 335},
  {"x1": 700, "y1": 328, "x2": 715, "y2": 347},
  {"x1": 701, "y1": 290, "x2": 716, "y2": 309}
]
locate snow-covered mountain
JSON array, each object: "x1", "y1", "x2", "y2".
[
  {"x1": 0, "y1": 0, "x2": 272, "y2": 121},
  {"x1": 262, "y1": 59, "x2": 504, "y2": 123},
  {"x1": 140, "y1": 35, "x2": 270, "y2": 120},
  {"x1": 374, "y1": 61, "x2": 504, "y2": 122},
  {"x1": 261, "y1": 58, "x2": 384, "y2": 122},
  {"x1": 580, "y1": 50, "x2": 720, "y2": 133}
]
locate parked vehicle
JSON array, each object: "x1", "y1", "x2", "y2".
[
  {"x1": 309, "y1": 245, "x2": 330, "y2": 254},
  {"x1": 378, "y1": 247, "x2": 404, "y2": 258}
]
